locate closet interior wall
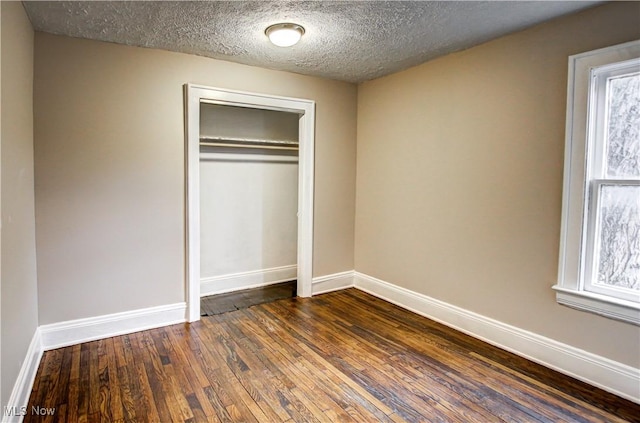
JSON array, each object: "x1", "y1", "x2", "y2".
[{"x1": 199, "y1": 104, "x2": 299, "y2": 296}]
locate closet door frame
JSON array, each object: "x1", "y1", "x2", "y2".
[{"x1": 184, "y1": 84, "x2": 315, "y2": 322}]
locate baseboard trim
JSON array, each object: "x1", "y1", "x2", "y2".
[
  {"x1": 353, "y1": 272, "x2": 640, "y2": 404},
  {"x1": 39, "y1": 302, "x2": 187, "y2": 351},
  {"x1": 201, "y1": 265, "x2": 297, "y2": 297},
  {"x1": 312, "y1": 271, "x2": 355, "y2": 295},
  {"x1": 3, "y1": 329, "x2": 43, "y2": 423}
]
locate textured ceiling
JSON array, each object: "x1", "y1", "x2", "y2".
[{"x1": 23, "y1": 1, "x2": 602, "y2": 83}]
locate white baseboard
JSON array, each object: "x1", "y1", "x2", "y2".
[
  {"x1": 39, "y1": 302, "x2": 187, "y2": 351},
  {"x1": 201, "y1": 265, "x2": 297, "y2": 297},
  {"x1": 3, "y1": 329, "x2": 43, "y2": 423},
  {"x1": 312, "y1": 271, "x2": 354, "y2": 295},
  {"x1": 354, "y1": 272, "x2": 640, "y2": 404}
]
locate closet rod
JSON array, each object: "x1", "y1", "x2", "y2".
[
  {"x1": 199, "y1": 141, "x2": 299, "y2": 151},
  {"x1": 199, "y1": 136, "x2": 299, "y2": 151}
]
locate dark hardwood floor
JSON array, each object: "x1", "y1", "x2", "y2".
[
  {"x1": 26, "y1": 289, "x2": 640, "y2": 422},
  {"x1": 200, "y1": 281, "x2": 296, "y2": 316}
]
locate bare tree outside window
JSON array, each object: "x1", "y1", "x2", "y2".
[
  {"x1": 596, "y1": 185, "x2": 640, "y2": 290},
  {"x1": 606, "y1": 73, "x2": 640, "y2": 178},
  {"x1": 595, "y1": 73, "x2": 640, "y2": 292}
]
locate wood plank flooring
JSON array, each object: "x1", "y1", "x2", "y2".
[
  {"x1": 26, "y1": 289, "x2": 640, "y2": 422},
  {"x1": 200, "y1": 281, "x2": 296, "y2": 316}
]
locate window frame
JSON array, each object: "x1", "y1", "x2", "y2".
[{"x1": 554, "y1": 40, "x2": 640, "y2": 325}]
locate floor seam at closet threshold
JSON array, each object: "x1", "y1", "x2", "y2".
[{"x1": 200, "y1": 280, "x2": 297, "y2": 316}]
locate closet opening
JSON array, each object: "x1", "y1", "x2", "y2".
[
  {"x1": 185, "y1": 84, "x2": 315, "y2": 322},
  {"x1": 199, "y1": 104, "x2": 299, "y2": 315}
]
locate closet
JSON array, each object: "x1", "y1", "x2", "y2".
[{"x1": 198, "y1": 103, "x2": 300, "y2": 298}]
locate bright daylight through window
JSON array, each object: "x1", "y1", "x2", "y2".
[{"x1": 555, "y1": 40, "x2": 640, "y2": 325}]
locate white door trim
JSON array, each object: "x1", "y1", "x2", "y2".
[{"x1": 184, "y1": 84, "x2": 315, "y2": 322}]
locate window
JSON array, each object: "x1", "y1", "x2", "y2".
[{"x1": 554, "y1": 40, "x2": 640, "y2": 325}]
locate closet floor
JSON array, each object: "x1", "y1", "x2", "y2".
[{"x1": 200, "y1": 280, "x2": 297, "y2": 316}]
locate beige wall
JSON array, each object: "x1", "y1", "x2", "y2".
[
  {"x1": 1, "y1": 1, "x2": 39, "y2": 408},
  {"x1": 355, "y1": 2, "x2": 640, "y2": 367},
  {"x1": 33, "y1": 33, "x2": 357, "y2": 324}
]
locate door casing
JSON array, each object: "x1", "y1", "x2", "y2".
[{"x1": 184, "y1": 84, "x2": 315, "y2": 322}]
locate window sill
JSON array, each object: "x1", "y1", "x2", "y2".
[{"x1": 552, "y1": 285, "x2": 640, "y2": 326}]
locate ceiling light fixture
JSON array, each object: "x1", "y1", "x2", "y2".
[{"x1": 265, "y1": 23, "x2": 305, "y2": 47}]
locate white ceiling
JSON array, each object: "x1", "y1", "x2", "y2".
[{"x1": 22, "y1": 1, "x2": 602, "y2": 83}]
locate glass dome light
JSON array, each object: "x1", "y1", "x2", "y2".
[{"x1": 265, "y1": 23, "x2": 305, "y2": 47}]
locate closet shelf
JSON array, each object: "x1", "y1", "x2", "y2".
[{"x1": 199, "y1": 136, "x2": 299, "y2": 151}]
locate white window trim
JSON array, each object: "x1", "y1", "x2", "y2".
[{"x1": 553, "y1": 39, "x2": 640, "y2": 326}]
